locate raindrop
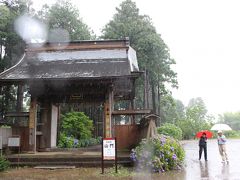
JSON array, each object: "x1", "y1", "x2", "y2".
[
  {"x1": 48, "y1": 28, "x2": 70, "y2": 50},
  {"x1": 14, "y1": 14, "x2": 47, "y2": 44}
]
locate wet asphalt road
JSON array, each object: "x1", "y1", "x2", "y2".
[
  {"x1": 182, "y1": 139, "x2": 240, "y2": 180},
  {"x1": 132, "y1": 139, "x2": 240, "y2": 180},
  {"x1": 143, "y1": 139, "x2": 240, "y2": 180}
]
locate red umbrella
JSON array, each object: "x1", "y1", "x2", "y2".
[{"x1": 196, "y1": 130, "x2": 213, "y2": 138}]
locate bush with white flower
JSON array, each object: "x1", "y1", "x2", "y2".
[{"x1": 130, "y1": 134, "x2": 185, "y2": 172}]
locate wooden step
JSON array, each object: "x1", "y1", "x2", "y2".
[{"x1": 7, "y1": 156, "x2": 132, "y2": 167}]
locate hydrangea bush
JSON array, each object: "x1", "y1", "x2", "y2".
[
  {"x1": 58, "y1": 133, "x2": 102, "y2": 148},
  {"x1": 130, "y1": 134, "x2": 185, "y2": 173}
]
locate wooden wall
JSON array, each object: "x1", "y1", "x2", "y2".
[
  {"x1": 114, "y1": 125, "x2": 140, "y2": 150},
  {"x1": 0, "y1": 127, "x2": 12, "y2": 146},
  {"x1": 12, "y1": 127, "x2": 29, "y2": 152}
]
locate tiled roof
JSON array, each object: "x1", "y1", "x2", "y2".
[{"x1": 0, "y1": 39, "x2": 139, "y2": 82}]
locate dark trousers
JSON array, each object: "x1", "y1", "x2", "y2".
[{"x1": 199, "y1": 145, "x2": 207, "y2": 160}]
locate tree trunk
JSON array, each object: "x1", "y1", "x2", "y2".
[{"x1": 151, "y1": 83, "x2": 156, "y2": 113}]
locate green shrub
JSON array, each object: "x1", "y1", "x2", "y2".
[
  {"x1": 176, "y1": 119, "x2": 211, "y2": 140},
  {"x1": 58, "y1": 111, "x2": 102, "y2": 148},
  {"x1": 0, "y1": 156, "x2": 10, "y2": 172},
  {"x1": 130, "y1": 134, "x2": 185, "y2": 172},
  {"x1": 58, "y1": 133, "x2": 101, "y2": 148},
  {"x1": 61, "y1": 111, "x2": 93, "y2": 140},
  {"x1": 157, "y1": 123, "x2": 183, "y2": 140},
  {"x1": 77, "y1": 137, "x2": 101, "y2": 147},
  {"x1": 57, "y1": 133, "x2": 75, "y2": 148},
  {"x1": 224, "y1": 130, "x2": 240, "y2": 138}
]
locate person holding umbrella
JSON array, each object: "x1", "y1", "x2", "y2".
[
  {"x1": 198, "y1": 132, "x2": 208, "y2": 161},
  {"x1": 217, "y1": 130, "x2": 229, "y2": 163}
]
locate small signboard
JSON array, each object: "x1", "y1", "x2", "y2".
[
  {"x1": 102, "y1": 137, "x2": 117, "y2": 174},
  {"x1": 0, "y1": 136, "x2": 2, "y2": 150},
  {"x1": 8, "y1": 136, "x2": 21, "y2": 167},
  {"x1": 103, "y1": 138, "x2": 116, "y2": 160},
  {"x1": 8, "y1": 137, "x2": 20, "y2": 147}
]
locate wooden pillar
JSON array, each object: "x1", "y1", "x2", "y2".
[
  {"x1": 29, "y1": 97, "x2": 37, "y2": 153},
  {"x1": 39, "y1": 101, "x2": 49, "y2": 149},
  {"x1": 50, "y1": 104, "x2": 58, "y2": 148},
  {"x1": 104, "y1": 87, "x2": 113, "y2": 138},
  {"x1": 130, "y1": 99, "x2": 135, "y2": 124},
  {"x1": 16, "y1": 84, "x2": 23, "y2": 112}
]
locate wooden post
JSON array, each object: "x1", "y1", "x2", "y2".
[
  {"x1": 146, "y1": 119, "x2": 157, "y2": 139},
  {"x1": 16, "y1": 84, "x2": 23, "y2": 112},
  {"x1": 130, "y1": 99, "x2": 135, "y2": 124},
  {"x1": 29, "y1": 97, "x2": 37, "y2": 153},
  {"x1": 50, "y1": 104, "x2": 58, "y2": 148},
  {"x1": 104, "y1": 87, "x2": 113, "y2": 138}
]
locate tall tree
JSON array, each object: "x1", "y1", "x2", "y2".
[
  {"x1": 159, "y1": 96, "x2": 185, "y2": 125},
  {"x1": 186, "y1": 97, "x2": 207, "y2": 122},
  {"x1": 102, "y1": 0, "x2": 177, "y2": 113},
  {"x1": 38, "y1": 0, "x2": 94, "y2": 41},
  {"x1": 0, "y1": 0, "x2": 28, "y2": 70},
  {"x1": 177, "y1": 97, "x2": 212, "y2": 139},
  {"x1": 219, "y1": 112, "x2": 240, "y2": 130},
  {"x1": 175, "y1": 99, "x2": 185, "y2": 120},
  {"x1": 0, "y1": 0, "x2": 32, "y2": 116}
]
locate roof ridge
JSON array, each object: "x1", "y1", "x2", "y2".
[
  {"x1": 26, "y1": 39, "x2": 130, "y2": 52},
  {"x1": 0, "y1": 53, "x2": 26, "y2": 79}
]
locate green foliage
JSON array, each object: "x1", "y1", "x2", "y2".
[
  {"x1": 224, "y1": 130, "x2": 240, "y2": 138},
  {"x1": 38, "y1": 0, "x2": 94, "y2": 40},
  {"x1": 157, "y1": 123, "x2": 183, "y2": 140},
  {"x1": 177, "y1": 118, "x2": 212, "y2": 140},
  {"x1": 0, "y1": 1, "x2": 28, "y2": 116},
  {"x1": 0, "y1": 156, "x2": 10, "y2": 172},
  {"x1": 58, "y1": 134, "x2": 101, "y2": 148},
  {"x1": 218, "y1": 112, "x2": 240, "y2": 130},
  {"x1": 130, "y1": 134, "x2": 185, "y2": 172},
  {"x1": 186, "y1": 97, "x2": 207, "y2": 122},
  {"x1": 176, "y1": 119, "x2": 196, "y2": 140},
  {"x1": 61, "y1": 111, "x2": 93, "y2": 140},
  {"x1": 58, "y1": 111, "x2": 101, "y2": 148},
  {"x1": 0, "y1": 1, "x2": 26, "y2": 69},
  {"x1": 159, "y1": 95, "x2": 185, "y2": 124},
  {"x1": 77, "y1": 137, "x2": 102, "y2": 148},
  {"x1": 107, "y1": 165, "x2": 132, "y2": 177},
  {"x1": 102, "y1": 0, "x2": 178, "y2": 109},
  {"x1": 157, "y1": 97, "x2": 214, "y2": 140},
  {"x1": 57, "y1": 133, "x2": 74, "y2": 148},
  {"x1": 176, "y1": 97, "x2": 212, "y2": 140}
]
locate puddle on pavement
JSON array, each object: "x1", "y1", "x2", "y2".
[{"x1": 141, "y1": 139, "x2": 240, "y2": 180}]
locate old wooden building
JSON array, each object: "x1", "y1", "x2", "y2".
[{"x1": 0, "y1": 39, "x2": 142, "y2": 152}]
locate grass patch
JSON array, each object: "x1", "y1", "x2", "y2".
[{"x1": 102, "y1": 165, "x2": 133, "y2": 177}]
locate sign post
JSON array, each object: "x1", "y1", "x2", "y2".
[
  {"x1": 102, "y1": 137, "x2": 117, "y2": 174},
  {"x1": 8, "y1": 136, "x2": 20, "y2": 167}
]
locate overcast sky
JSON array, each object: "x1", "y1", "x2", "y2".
[{"x1": 33, "y1": 0, "x2": 240, "y2": 116}]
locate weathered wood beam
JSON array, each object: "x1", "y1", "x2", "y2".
[
  {"x1": 112, "y1": 109, "x2": 152, "y2": 115},
  {"x1": 5, "y1": 112, "x2": 29, "y2": 117},
  {"x1": 29, "y1": 97, "x2": 37, "y2": 153},
  {"x1": 27, "y1": 39, "x2": 129, "y2": 52},
  {"x1": 104, "y1": 88, "x2": 113, "y2": 138}
]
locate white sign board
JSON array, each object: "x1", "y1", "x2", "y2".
[
  {"x1": 8, "y1": 137, "x2": 20, "y2": 147},
  {"x1": 0, "y1": 136, "x2": 2, "y2": 149},
  {"x1": 103, "y1": 138, "x2": 116, "y2": 160}
]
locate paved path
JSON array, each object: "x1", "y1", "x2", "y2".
[
  {"x1": 151, "y1": 139, "x2": 240, "y2": 180},
  {"x1": 183, "y1": 139, "x2": 240, "y2": 180}
]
